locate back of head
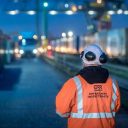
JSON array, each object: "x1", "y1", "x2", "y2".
[{"x1": 80, "y1": 44, "x2": 107, "y2": 66}]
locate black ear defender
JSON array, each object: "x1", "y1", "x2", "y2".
[
  {"x1": 99, "y1": 53, "x2": 108, "y2": 64},
  {"x1": 80, "y1": 50, "x2": 107, "y2": 64},
  {"x1": 85, "y1": 51, "x2": 96, "y2": 61},
  {"x1": 80, "y1": 51, "x2": 96, "y2": 61}
]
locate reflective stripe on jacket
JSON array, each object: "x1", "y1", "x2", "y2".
[{"x1": 56, "y1": 75, "x2": 121, "y2": 128}]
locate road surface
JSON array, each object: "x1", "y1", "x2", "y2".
[{"x1": 0, "y1": 58, "x2": 127, "y2": 128}]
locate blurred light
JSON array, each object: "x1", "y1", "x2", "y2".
[
  {"x1": 124, "y1": 10, "x2": 128, "y2": 15},
  {"x1": 27, "y1": 10, "x2": 36, "y2": 15},
  {"x1": 112, "y1": 4, "x2": 117, "y2": 9},
  {"x1": 38, "y1": 47, "x2": 44, "y2": 53},
  {"x1": 0, "y1": 49, "x2": 4, "y2": 54},
  {"x1": 97, "y1": 0, "x2": 102, "y2": 4},
  {"x1": 55, "y1": 47, "x2": 60, "y2": 52},
  {"x1": 71, "y1": 5, "x2": 77, "y2": 12},
  {"x1": 65, "y1": 3, "x2": 69, "y2": 8},
  {"x1": 41, "y1": 35, "x2": 46, "y2": 40},
  {"x1": 20, "y1": 50, "x2": 24, "y2": 54},
  {"x1": 117, "y1": 9, "x2": 123, "y2": 14},
  {"x1": 107, "y1": 10, "x2": 115, "y2": 15},
  {"x1": 47, "y1": 45, "x2": 52, "y2": 50},
  {"x1": 61, "y1": 37, "x2": 67, "y2": 42},
  {"x1": 14, "y1": 48, "x2": 19, "y2": 54},
  {"x1": 87, "y1": 25, "x2": 94, "y2": 30},
  {"x1": 22, "y1": 39, "x2": 26, "y2": 45},
  {"x1": 65, "y1": 10, "x2": 74, "y2": 15},
  {"x1": 18, "y1": 35, "x2": 22, "y2": 40},
  {"x1": 68, "y1": 31, "x2": 73, "y2": 37},
  {"x1": 5, "y1": 50, "x2": 9, "y2": 54},
  {"x1": 10, "y1": 50, "x2": 14, "y2": 54},
  {"x1": 60, "y1": 47, "x2": 66, "y2": 53},
  {"x1": 106, "y1": 47, "x2": 112, "y2": 56},
  {"x1": 7, "y1": 10, "x2": 19, "y2": 15},
  {"x1": 43, "y1": 2, "x2": 48, "y2": 7},
  {"x1": 88, "y1": 10, "x2": 96, "y2": 15},
  {"x1": 33, "y1": 35, "x2": 38, "y2": 40},
  {"x1": 33, "y1": 49, "x2": 37, "y2": 54},
  {"x1": 49, "y1": 10, "x2": 58, "y2": 15},
  {"x1": 14, "y1": 0, "x2": 18, "y2": 3},
  {"x1": 62, "y1": 32, "x2": 66, "y2": 38},
  {"x1": 67, "y1": 37, "x2": 73, "y2": 42},
  {"x1": 78, "y1": 5, "x2": 83, "y2": 10}
]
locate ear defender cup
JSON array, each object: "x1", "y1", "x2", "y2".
[
  {"x1": 80, "y1": 51, "x2": 84, "y2": 58},
  {"x1": 99, "y1": 53, "x2": 107, "y2": 64},
  {"x1": 85, "y1": 51, "x2": 96, "y2": 61}
]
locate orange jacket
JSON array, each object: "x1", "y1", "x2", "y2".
[{"x1": 56, "y1": 75, "x2": 120, "y2": 128}]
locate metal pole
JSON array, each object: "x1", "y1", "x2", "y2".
[
  {"x1": 43, "y1": 1, "x2": 48, "y2": 38},
  {"x1": 36, "y1": 0, "x2": 40, "y2": 41}
]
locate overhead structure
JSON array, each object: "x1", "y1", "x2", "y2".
[
  {"x1": 2, "y1": 0, "x2": 127, "y2": 16},
  {"x1": 0, "y1": 0, "x2": 128, "y2": 35}
]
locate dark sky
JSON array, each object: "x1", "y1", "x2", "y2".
[{"x1": 0, "y1": 0, "x2": 128, "y2": 37}]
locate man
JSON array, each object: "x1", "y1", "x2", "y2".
[{"x1": 56, "y1": 44, "x2": 121, "y2": 128}]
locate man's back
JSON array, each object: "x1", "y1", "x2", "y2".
[
  {"x1": 56, "y1": 67, "x2": 120, "y2": 128},
  {"x1": 56, "y1": 44, "x2": 120, "y2": 128}
]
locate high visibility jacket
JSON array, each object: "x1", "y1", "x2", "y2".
[{"x1": 56, "y1": 75, "x2": 120, "y2": 128}]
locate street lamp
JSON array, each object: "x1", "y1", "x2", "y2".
[
  {"x1": 124, "y1": 10, "x2": 128, "y2": 15},
  {"x1": 68, "y1": 31, "x2": 73, "y2": 37},
  {"x1": 7, "y1": 10, "x2": 19, "y2": 15},
  {"x1": 43, "y1": 2, "x2": 48, "y2": 8},
  {"x1": 49, "y1": 10, "x2": 58, "y2": 15},
  {"x1": 65, "y1": 3, "x2": 69, "y2": 8},
  {"x1": 62, "y1": 32, "x2": 66, "y2": 38},
  {"x1": 33, "y1": 35, "x2": 38, "y2": 40},
  {"x1": 18, "y1": 35, "x2": 22, "y2": 40},
  {"x1": 107, "y1": 10, "x2": 115, "y2": 15},
  {"x1": 117, "y1": 9, "x2": 123, "y2": 14},
  {"x1": 27, "y1": 10, "x2": 36, "y2": 15},
  {"x1": 88, "y1": 10, "x2": 96, "y2": 15},
  {"x1": 65, "y1": 10, "x2": 74, "y2": 15}
]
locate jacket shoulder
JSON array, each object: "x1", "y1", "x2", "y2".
[{"x1": 62, "y1": 77, "x2": 77, "y2": 89}]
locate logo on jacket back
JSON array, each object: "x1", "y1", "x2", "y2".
[
  {"x1": 88, "y1": 84, "x2": 108, "y2": 98},
  {"x1": 94, "y1": 85, "x2": 102, "y2": 91}
]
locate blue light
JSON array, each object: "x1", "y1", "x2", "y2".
[
  {"x1": 22, "y1": 39, "x2": 26, "y2": 46},
  {"x1": 43, "y1": 2, "x2": 48, "y2": 7}
]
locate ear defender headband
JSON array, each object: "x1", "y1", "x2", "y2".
[{"x1": 80, "y1": 51, "x2": 107, "y2": 64}]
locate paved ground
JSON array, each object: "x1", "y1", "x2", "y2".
[
  {"x1": 0, "y1": 58, "x2": 127, "y2": 128},
  {"x1": 0, "y1": 58, "x2": 68, "y2": 128}
]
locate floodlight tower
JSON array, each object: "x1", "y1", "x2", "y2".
[
  {"x1": 43, "y1": 1, "x2": 48, "y2": 38},
  {"x1": 36, "y1": 0, "x2": 40, "y2": 41}
]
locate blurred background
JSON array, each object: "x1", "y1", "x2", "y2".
[{"x1": 0, "y1": 0, "x2": 128, "y2": 128}]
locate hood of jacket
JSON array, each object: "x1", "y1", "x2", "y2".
[{"x1": 77, "y1": 66, "x2": 109, "y2": 84}]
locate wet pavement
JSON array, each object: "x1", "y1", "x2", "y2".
[
  {"x1": 0, "y1": 58, "x2": 127, "y2": 128},
  {"x1": 0, "y1": 58, "x2": 68, "y2": 128}
]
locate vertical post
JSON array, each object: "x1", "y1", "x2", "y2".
[
  {"x1": 42, "y1": 1, "x2": 48, "y2": 49},
  {"x1": 36, "y1": 0, "x2": 40, "y2": 43},
  {"x1": 43, "y1": 1, "x2": 48, "y2": 38},
  {"x1": 76, "y1": 36, "x2": 80, "y2": 53},
  {"x1": 125, "y1": 29, "x2": 128, "y2": 63},
  {"x1": 44, "y1": 9, "x2": 48, "y2": 38}
]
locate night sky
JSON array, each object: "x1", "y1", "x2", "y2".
[{"x1": 0, "y1": 0, "x2": 128, "y2": 37}]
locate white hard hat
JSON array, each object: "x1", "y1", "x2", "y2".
[{"x1": 80, "y1": 44, "x2": 107, "y2": 65}]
